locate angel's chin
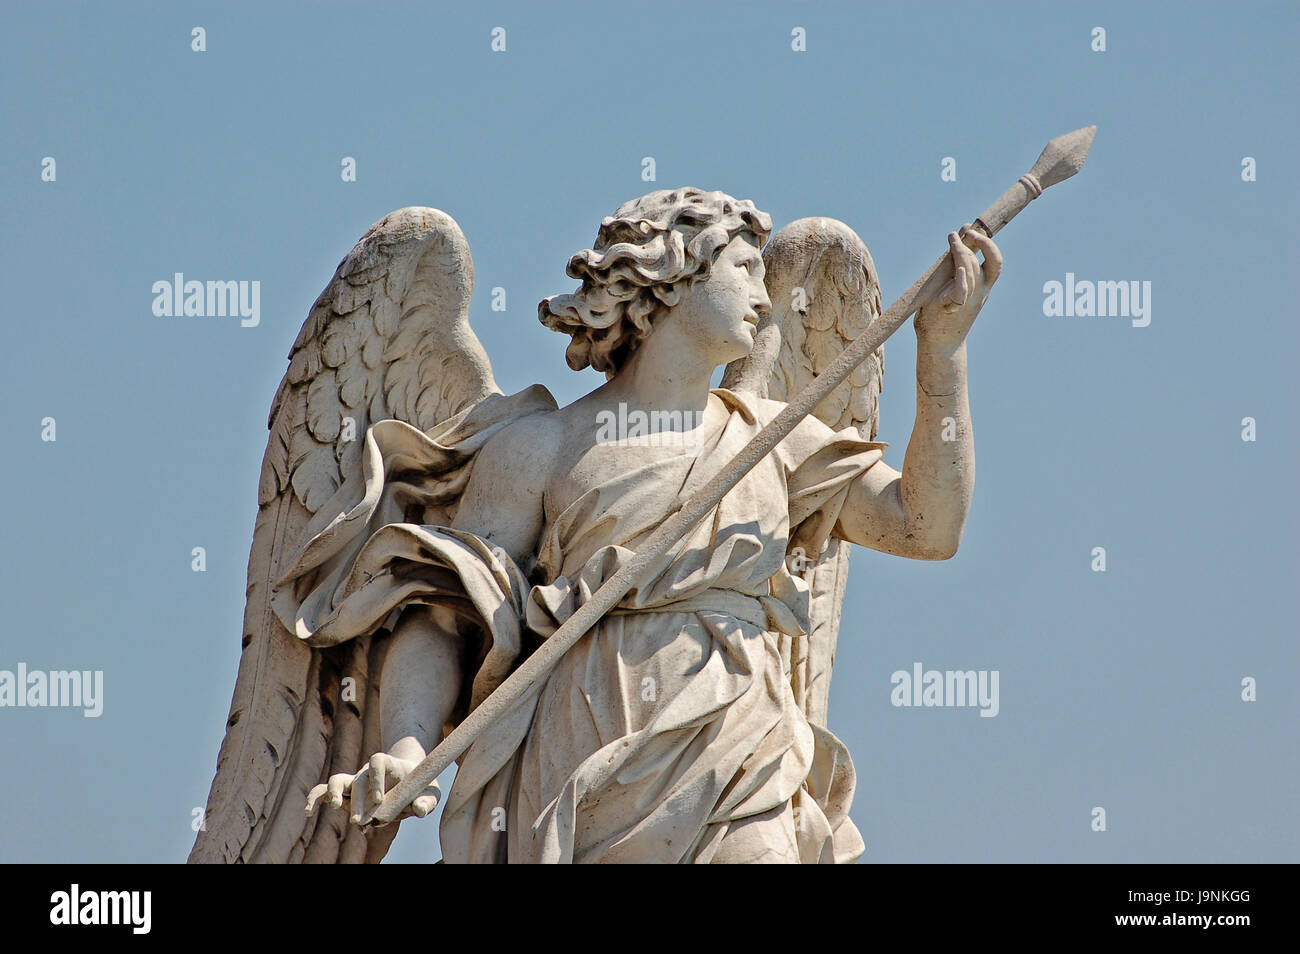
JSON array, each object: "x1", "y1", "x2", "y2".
[{"x1": 717, "y1": 339, "x2": 754, "y2": 366}]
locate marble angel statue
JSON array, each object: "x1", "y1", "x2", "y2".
[{"x1": 190, "y1": 187, "x2": 1000, "y2": 864}]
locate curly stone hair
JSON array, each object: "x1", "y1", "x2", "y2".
[{"x1": 539, "y1": 188, "x2": 773, "y2": 375}]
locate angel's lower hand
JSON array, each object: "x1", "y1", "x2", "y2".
[
  {"x1": 305, "y1": 751, "x2": 441, "y2": 826},
  {"x1": 914, "y1": 225, "x2": 1002, "y2": 347}
]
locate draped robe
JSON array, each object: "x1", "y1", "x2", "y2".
[{"x1": 274, "y1": 386, "x2": 886, "y2": 863}]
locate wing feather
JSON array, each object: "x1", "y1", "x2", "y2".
[
  {"x1": 190, "y1": 208, "x2": 501, "y2": 863},
  {"x1": 722, "y1": 217, "x2": 884, "y2": 727}
]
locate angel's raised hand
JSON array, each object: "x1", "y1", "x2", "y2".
[
  {"x1": 914, "y1": 225, "x2": 1003, "y2": 347},
  {"x1": 305, "y1": 752, "x2": 441, "y2": 825}
]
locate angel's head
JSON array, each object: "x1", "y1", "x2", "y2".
[{"x1": 540, "y1": 187, "x2": 773, "y2": 375}]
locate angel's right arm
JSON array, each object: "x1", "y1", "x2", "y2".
[
  {"x1": 450, "y1": 413, "x2": 559, "y2": 565},
  {"x1": 380, "y1": 414, "x2": 559, "y2": 762}
]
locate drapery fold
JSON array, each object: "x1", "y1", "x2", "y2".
[{"x1": 272, "y1": 387, "x2": 884, "y2": 863}]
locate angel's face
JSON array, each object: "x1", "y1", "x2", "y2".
[{"x1": 665, "y1": 233, "x2": 771, "y2": 366}]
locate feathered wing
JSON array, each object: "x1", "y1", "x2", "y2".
[
  {"x1": 721, "y1": 217, "x2": 884, "y2": 727},
  {"x1": 190, "y1": 208, "x2": 501, "y2": 864}
]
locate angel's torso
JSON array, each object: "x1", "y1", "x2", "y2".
[
  {"x1": 520, "y1": 389, "x2": 798, "y2": 594},
  {"x1": 543, "y1": 391, "x2": 734, "y2": 522}
]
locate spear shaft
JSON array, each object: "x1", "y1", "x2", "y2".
[{"x1": 362, "y1": 125, "x2": 1096, "y2": 826}]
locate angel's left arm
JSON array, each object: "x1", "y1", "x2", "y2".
[{"x1": 834, "y1": 227, "x2": 1000, "y2": 560}]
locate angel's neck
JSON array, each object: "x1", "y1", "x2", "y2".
[{"x1": 603, "y1": 333, "x2": 715, "y2": 415}]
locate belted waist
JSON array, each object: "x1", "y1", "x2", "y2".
[
  {"x1": 525, "y1": 545, "x2": 811, "y2": 641},
  {"x1": 606, "y1": 589, "x2": 806, "y2": 637}
]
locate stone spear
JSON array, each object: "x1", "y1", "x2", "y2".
[{"x1": 360, "y1": 125, "x2": 1097, "y2": 826}]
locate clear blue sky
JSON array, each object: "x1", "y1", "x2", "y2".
[{"x1": 1, "y1": 0, "x2": 1296, "y2": 863}]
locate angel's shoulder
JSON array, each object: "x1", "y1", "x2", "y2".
[
  {"x1": 718, "y1": 389, "x2": 880, "y2": 483},
  {"x1": 455, "y1": 407, "x2": 562, "y2": 545},
  {"x1": 476, "y1": 406, "x2": 566, "y2": 482},
  {"x1": 720, "y1": 389, "x2": 840, "y2": 448}
]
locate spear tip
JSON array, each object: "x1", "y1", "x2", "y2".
[{"x1": 1030, "y1": 125, "x2": 1097, "y2": 189}]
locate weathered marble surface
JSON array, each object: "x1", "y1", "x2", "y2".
[{"x1": 190, "y1": 187, "x2": 999, "y2": 864}]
